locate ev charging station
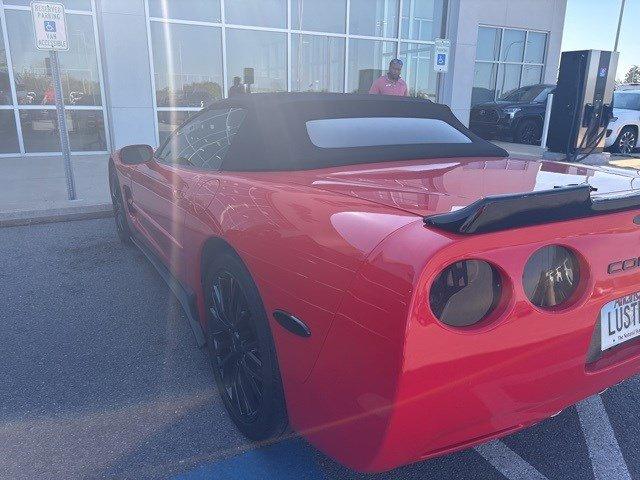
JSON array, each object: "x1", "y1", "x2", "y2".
[{"x1": 546, "y1": 50, "x2": 618, "y2": 162}]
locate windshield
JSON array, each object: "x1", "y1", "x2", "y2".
[
  {"x1": 614, "y1": 92, "x2": 640, "y2": 111},
  {"x1": 499, "y1": 85, "x2": 549, "y2": 103}
]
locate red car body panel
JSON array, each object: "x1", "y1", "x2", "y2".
[{"x1": 112, "y1": 152, "x2": 640, "y2": 472}]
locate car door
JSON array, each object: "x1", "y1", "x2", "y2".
[
  {"x1": 130, "y1": 106, "x2": 247, "y2": 277},
  {"x1": 129, "y1": 123, "x2": 196, "y2": 272}
]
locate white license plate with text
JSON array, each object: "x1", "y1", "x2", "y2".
[{"x1": 600, "y1": 292, "x2": 640, "y2": 351}]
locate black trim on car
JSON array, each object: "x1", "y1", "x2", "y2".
[
  {"x1": 273, "y1": 310, "x2": 311, "y2": 338},
  {"x1": 131, "y1": 236, "x2": 206, "y2": 347},
  {"x1": 424, "y1": 184, "x2": 640, "y2": 235}
]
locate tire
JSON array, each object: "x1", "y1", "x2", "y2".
[
  {"x1": 514, "y1": 118, "x2": 542, "y2": 145},
  {"x1": 612, "y1": 127, "x2": 638, "y2": 155},
  {"x1": 108, "y1": 167, "x2": 132, "y2": 245},
  {"x1": 204, "y1": 252, "x2": 288, "y2": 441}
]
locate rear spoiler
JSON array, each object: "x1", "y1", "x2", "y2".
[{"x1": 424, "y1": 184, "x2": 640, "y2": 235}]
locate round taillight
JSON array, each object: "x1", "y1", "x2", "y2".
[
  {"x1": 523, "y1": 245, "x2": 580, "y2": 309},
  {"x1": 429, "y1": 260, "x2": 502, "y2": 327}
]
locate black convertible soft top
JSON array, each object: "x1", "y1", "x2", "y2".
[{"x1": 201, "y1": 93, "x2": 507, "y2": 171}]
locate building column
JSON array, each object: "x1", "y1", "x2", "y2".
[{"x1": 95, "y1": 0, "x2": 157, "y2": 149}]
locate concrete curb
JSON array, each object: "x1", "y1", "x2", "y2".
[{"x1": 0, "y1": 203, "x2": 113, "y2": 228}]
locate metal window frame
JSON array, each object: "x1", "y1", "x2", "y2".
[
  {"x1": 145, "y1": 0, "x2": 445, "y2": 146},
  {"x1": 474, "y1": 24, "x2": 549, "y2": 102},
  {"x1": 0, "y1": 0, "x2": 110, "y2": 157}
]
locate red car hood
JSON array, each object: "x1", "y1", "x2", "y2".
[{"x1": 287, "y1": 157, "x2": 640, "y2": 217}]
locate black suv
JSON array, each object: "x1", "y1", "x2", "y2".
[{"x1": 470, "y1": 84, "x2": 555, "y2": 145}]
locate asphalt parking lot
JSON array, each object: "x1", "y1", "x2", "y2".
[{"x1": 2, "y1": 217, "x2": 640, "y2": 480}]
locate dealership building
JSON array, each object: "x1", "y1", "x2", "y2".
[{"x1": 0, "y1": 0, "x2": 567, "y2": 157}]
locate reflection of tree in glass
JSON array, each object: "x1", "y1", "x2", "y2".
[
  {"x1": 156, "y1": 81, "x2": 221, "y2": 108},
  {"x1": 14, "y1": 71, "x2": 50, "y2": 104},
  {"x1": 63, "y1": 75, "x2": 100, "y2": 105},
  {"x1": 14, "y1": 71, "x2": 100, "y2": 105}
]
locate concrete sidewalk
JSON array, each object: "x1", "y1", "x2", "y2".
[{"x1": 0, "y1": 154, "x2": 112, "y2": 226}]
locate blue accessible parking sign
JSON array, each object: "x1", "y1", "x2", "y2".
[{"x1": 44, "y1": 20, "x2": 57, "y2": 32}]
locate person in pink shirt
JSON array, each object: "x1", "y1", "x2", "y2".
[{"x1": 369, "y1": 59, "x2": 409, "y2": 96}]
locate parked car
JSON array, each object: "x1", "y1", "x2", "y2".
[
  {"x1": 605, "y1": 89, "x2": 640, "y2": 154},
  {"x1": 470, "y1": 84, "x2": 555, "y2": 145},
  {"x1": 110, "y1": 93, "x2": 640, "y2": 472}
]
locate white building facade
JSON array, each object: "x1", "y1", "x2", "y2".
[{"x1": 0, "y1": 0, "x2": 567, "y2": 156}]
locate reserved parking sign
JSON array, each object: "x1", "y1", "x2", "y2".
[{"x1": 31, "y1": 2, "x2": 68, "y2": 51}]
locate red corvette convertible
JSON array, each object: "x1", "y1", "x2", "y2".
[{"x1": 109, "y1": 93, "x2": 640, "y2": 472}]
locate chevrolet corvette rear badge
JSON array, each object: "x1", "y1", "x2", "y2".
[{"x1": 608, "y1": 258, "x2": 640, "y2": 274}]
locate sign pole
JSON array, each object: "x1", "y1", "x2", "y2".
[
  {"x1": 31, "y1": 1, "x2": 76, "y2": 201},
  {"x1": 49, "y1": 49, "x2": 76, "y2": 200}
]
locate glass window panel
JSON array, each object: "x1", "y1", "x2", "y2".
[
  {"x1": 61, "y1": 15, "x2": 102, "y2": 106},
  {"x1": 614, "y1": 92, "x2": 640, "y2": 111},
  {"x1": 521, "y1": 65, "x2": 543, "y2": 87},
  {"x1": 471, "y1": 62, "x2": 497, "y2": 105},
  {"x1": 150, "y1": 22, "x2": 223, "y2": 108},
  {"x1": 225, "y1": 0, "x2": 286, "y2": 28},
  {"x1": 525, "y1": 32, "x2": 547, "y2": 64},
  {"x1": 401, "y1": 0, "x2": 444, "y2": 41},
  {"x1": 500, "y1": 29, "x2": 525, "y2": 62},
  {"x1": 19, "y1": 109, "x2": 61, "y2": 153},
  {"x1": 349, "y1": 0, "x2": 398, "y2": 37},
  {"x1": 292, "y1": 0, "x2": 347, "y2": 34},
  {"x1": 7, "y1": 11, "x2": 102, "y2": 106},
  {"x1": 476, "y1": 27, "x2": 500, "y2": 61},
  {"x1": 399, "y1": 42, "x2": 436, "y2": 100},
  {"x1": 496, "y1": 64, "x2": 522, "y2": 99},
  {"x1": 292, "y1": 34, "x2": 344, "y2": 93},
  {"x1": 4, "y1": 0, "x2": 91, "y2": 10},
  {"x1": 225, "y1": 29, "x2": 286, "y2": 93},
  {"x1": 157, "y1": 110, "x2": 196, "y2": 148},
  {"x1": 347, "y1": 39, "x2": 396, "y2": 94},
  {"x1": 160, "y1": 108, "x2": 247, "y2": 169},
  {"x1": 66, "y1": 109, "x2": 106, "y2": 151},
  {"x1": 0, "y1": 110, "x2": 19, "y2": 153},
  {"x1": 148, "y1": 0, "x2": 221, "y2": 22},
  {"x1": 350, "y1": 0, "x2": 398, "y2": 37},
  {"x1": 0, "y1": 22, "x2": 11, "y2": 105}
]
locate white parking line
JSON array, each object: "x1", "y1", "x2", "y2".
[
  {"x1": 576, "y1": 395, "x2": 632, "y2": 480},
  {"x1": 475, "y1": 440, "x2": 549, "y2": 480}
]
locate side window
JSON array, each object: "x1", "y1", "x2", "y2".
[{"x1": 157, "y1": 107, "x2": 247, "y2": 169}]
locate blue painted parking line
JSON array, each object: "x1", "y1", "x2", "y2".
[{"x1": 173, "y1": 439, "x2": 325, "y2": 480}]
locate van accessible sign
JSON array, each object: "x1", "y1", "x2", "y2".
[{"x1": 31, "y1": 2, "x2": 69, "y2": 51}]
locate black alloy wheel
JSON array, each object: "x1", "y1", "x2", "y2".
[
  {"x1": 205, "y1": 253, "x2": 288, "y2": 440},
  {"x1": 209, "y1": 270, "x2": 263, "y2": 422},
  {"x1": 515, "y1": 119, "x2": 542, "y2": 145},
  {"x1": 109, "y1": 169, "x2": 132, "y2": 244},
  {"x1": 614, "y1": 127, "x2": 637, "y2": 155}
]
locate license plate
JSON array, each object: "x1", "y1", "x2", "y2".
[{"x1": 600, "y1": 292, "x2": 640, "y2": 351}]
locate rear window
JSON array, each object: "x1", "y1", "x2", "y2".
[{"x1": 306, "y1": 117, "x2": 472, "y2": 149}]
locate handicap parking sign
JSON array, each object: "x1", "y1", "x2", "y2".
[
  {"x1": 433, "y1": 39, "x2": 450, "y2": 72},
  {"x1": 31, "y1": 2, "x2": 69, "y2": 51}
]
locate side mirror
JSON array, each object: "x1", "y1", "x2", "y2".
[{"x1": 120, "y1": 144, "x2": 154, "y2": 165}]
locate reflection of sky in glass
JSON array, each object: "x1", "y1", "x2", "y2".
[
  {"x1": 226, "y1": 29, "x2": 287, "y2": 93},
  {"x1": 151, "y1": 22, "x2": 223, "y2": 108}
]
